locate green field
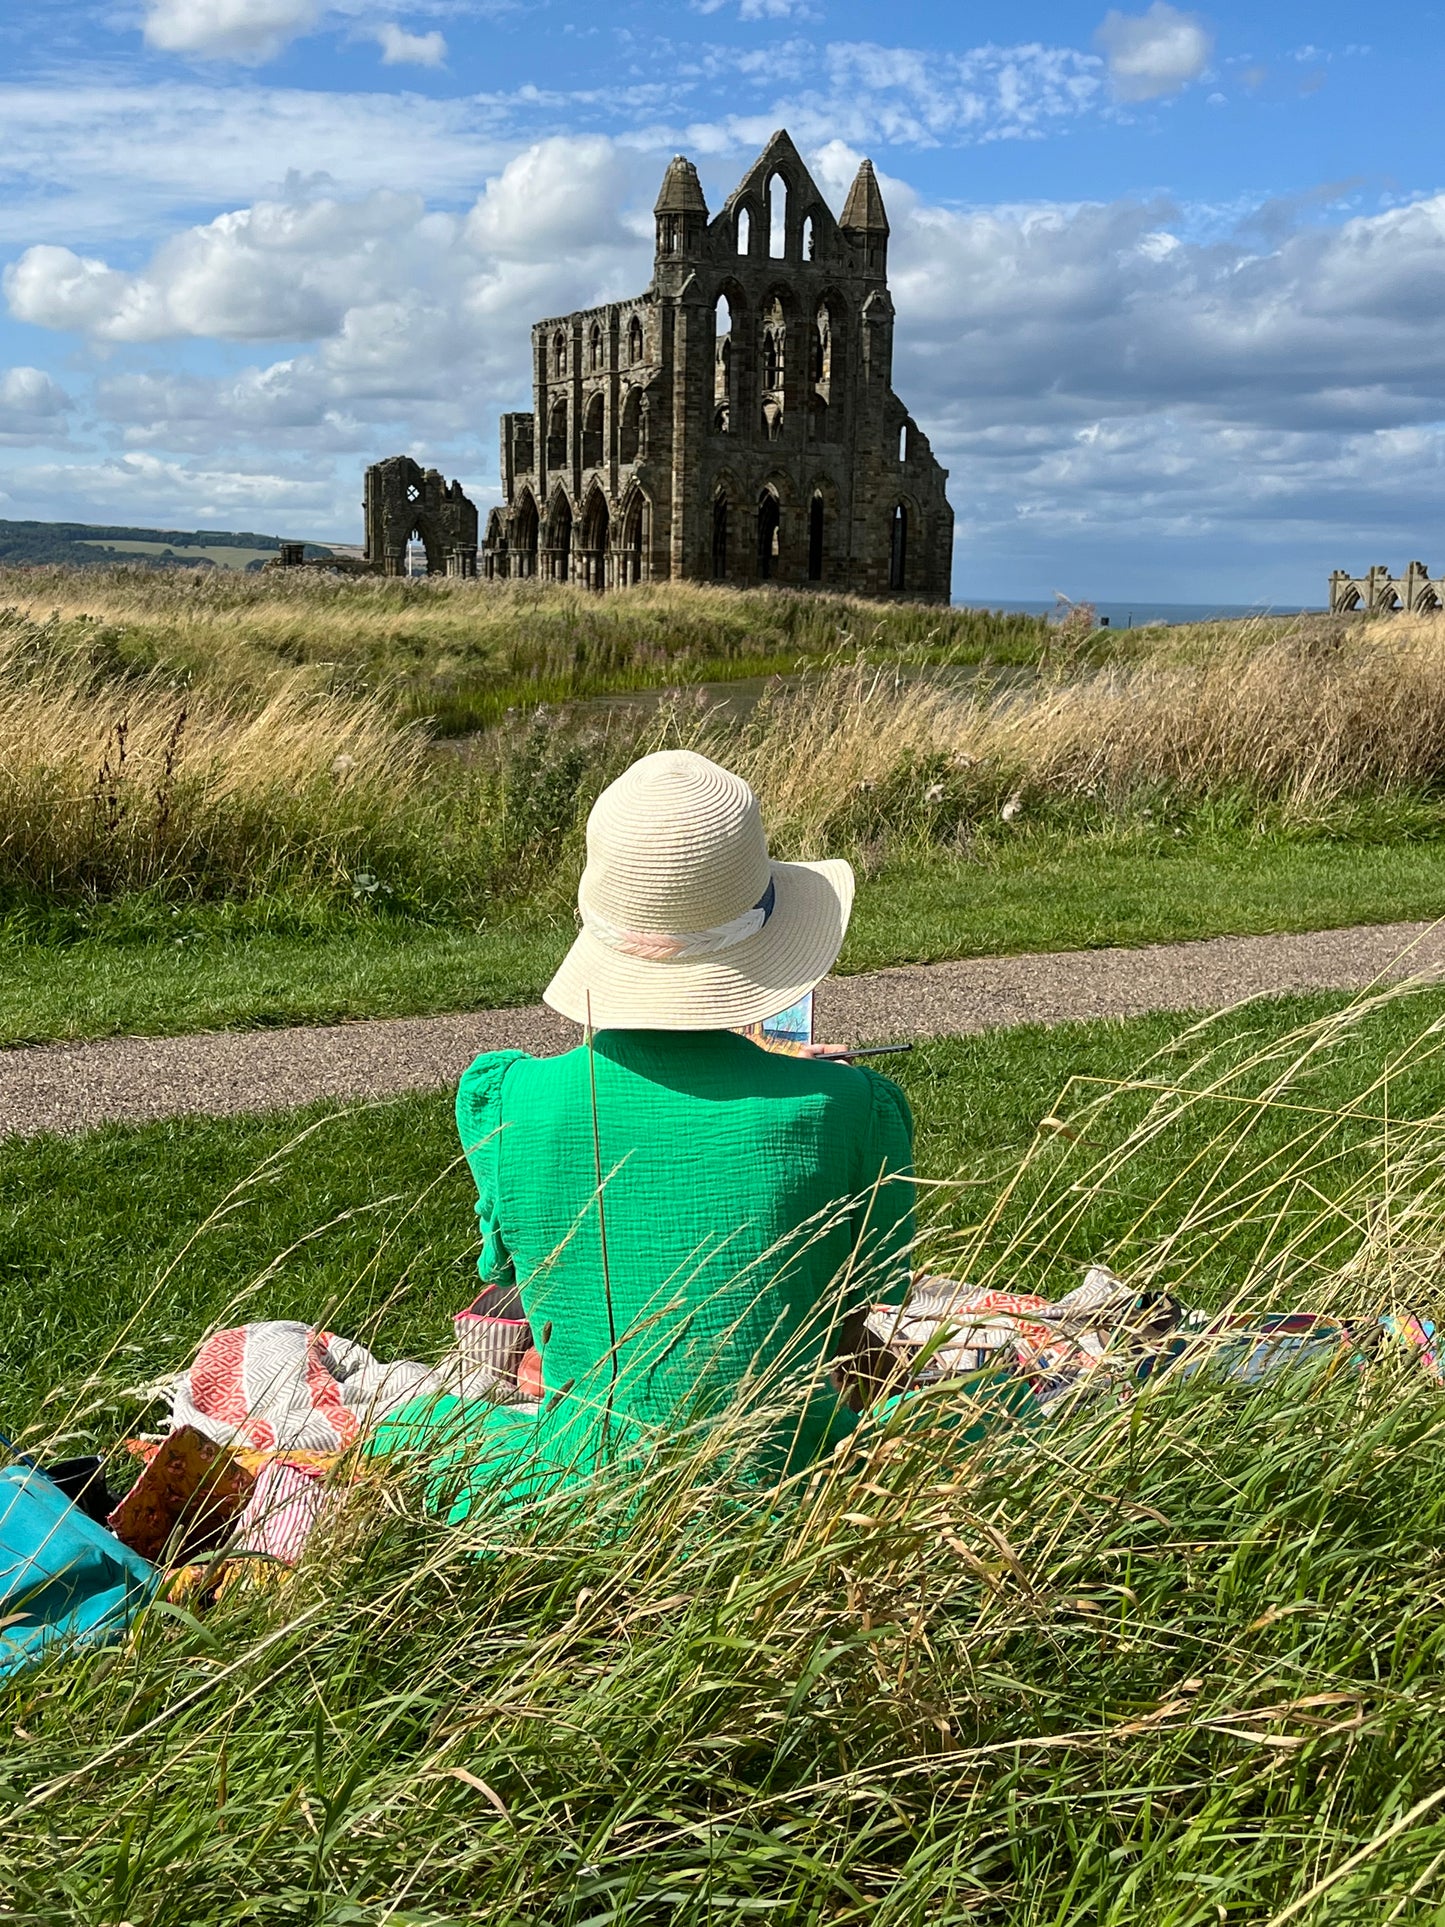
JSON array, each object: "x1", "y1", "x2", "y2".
[
  {"x1": 76, "y1": 538, "x2": 282, "y2": 569},
  {"x1": 13, "y1": 831, "x2": 1445, "y2": 1046},
  {"x1": 0, "y1": 519, "x2": 300, "y2": 569},
  {"x1": 6, "y1": 988, "x2": 1445, "y2": 1921}
]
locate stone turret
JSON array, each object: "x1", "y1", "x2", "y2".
[
  {"x1": 655, "y1": 156, "x2": 709, "y2": 258},
  {"x1": 841, "y1": 159, "x2": 889, "y2": 274}
]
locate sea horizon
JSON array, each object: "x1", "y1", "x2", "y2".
[{"x1": 956, "y1": 596, "x2": 1322, "y2": 627}]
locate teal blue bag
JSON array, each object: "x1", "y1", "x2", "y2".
[{"x1": 0, "y1": 1465, "x2": 158, "y2": 1680}]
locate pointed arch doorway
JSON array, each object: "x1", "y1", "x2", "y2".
[
  {"x1": 581, "y1": 490, "x2": 611, "y2": 592},
  {"x1": 757, "y1": 490, "x2": 781, "y2": 581}
]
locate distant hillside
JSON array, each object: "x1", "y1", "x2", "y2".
[{"x1": 0, "y1": 520, "x2": 334, "y2": 570}]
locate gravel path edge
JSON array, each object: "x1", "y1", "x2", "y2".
[{"x1": 9, "y1": 919, "x2": 1445, "y2": 1138}]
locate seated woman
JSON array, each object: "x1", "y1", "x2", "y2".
[{"x1": 378, "y1": 749, "x2": 915, "y2": 1518}]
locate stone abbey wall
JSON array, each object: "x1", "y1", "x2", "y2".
[
  {"x1": 482, "y1": 130, "x2": 953, "y2": 602},
  {"x1": 363, "y1": 455, "x2": 478, "y2": 576},
  {"x1": 1329, "y1": 563, "x2": 1445, "y2": 615}
]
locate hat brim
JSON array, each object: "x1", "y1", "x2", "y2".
[{"x1": 543, "y1": 858, "x2": 854, "y2": 1032}]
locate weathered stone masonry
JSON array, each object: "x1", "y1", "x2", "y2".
[
  {"x1": 364, "y1": 454, "x2": 478, "y2": 576},
  {"x1": 482, "y1": 131, "x2": 954, "y2": 601},
  {"x1": 1329, "y1": 562, "x2": 1445, "y2": 615}
]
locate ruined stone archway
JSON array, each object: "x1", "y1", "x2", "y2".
[
  {"x1": 365, "y1": 455, "x2": 478, "y2": 576},
  {"x1": 805, "y1": 475, "x2": 839, "y2": 585},
  {"x1": 544, "y1": 487, "x2": 574, "y2": 583},
  {"x1": 757, "y1": 488, "x2": 781, "y2": 581},
  {"x1": 620, "y1": 488, "x2": 650, "y2": 586},
  {"x1": 513, "y1": 490, "x2": 539, "y2": 578},
  {"x1": 580, "y1": 487, "x2": 611, "y2": 592},
  {"x1": 712, "y1": 495, "x2": 729, "y2": 579}
]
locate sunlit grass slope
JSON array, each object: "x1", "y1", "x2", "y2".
[{"x1": 5, "y1": 987, "x2": 1445, "y2": 1920}]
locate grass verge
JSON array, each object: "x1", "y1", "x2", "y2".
[
  {"x1": 5, "y1": 987, "x2": 1445, "y2": 1919},
  {"x1": 9, "y1": 833, "x2": 1445, "y2": 1044}
]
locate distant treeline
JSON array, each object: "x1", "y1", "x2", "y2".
[{"x1": 0, "y1": 521, "x2": 331, "y2": 569}]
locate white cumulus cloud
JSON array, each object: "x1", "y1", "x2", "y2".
[
  {"x1": 464, "y1": 137, "x2": 640, "y2": 259},
  {"x1": 0, "y1": 366, "x2": 72, "y2": 444},
  {"x1": 1095, "y1": 2, "x2": 1213, "y2": 101},
  {"x1": 142, "y1": 0, "x2": 325, "y2": 63},
  {"x1": 374, "y1": 22, "x2": 447, "y2": 66},
  {"x1": 5, "y1": 191, "x2": 455, "y2": 342}
]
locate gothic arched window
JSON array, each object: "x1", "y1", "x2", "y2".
[
  {"x1": 714, "y1": 292, "x2": 736, "y2": 434},
  {"x1": 889, "y1": 503, "x2": 908, "y2": 592},
  {"x1": 620, "y1": 387, "x2": 643, "y2": 464},
  {"x1": 547, "y1": 397, "x2": 567, "y2": 469},
  {"x1": 808, "y1": 492, "x2": 825, "y2": 581},
  {"x1": 760, "y1": 295, "x2": 785, "y2": 437},
  {"x1": 768, "y1": 173, "x2": 788, "y2": 258},
  {"x1": 757, "y1": 489, "x2": 781, "y2": 579},
  {"x1": 582, "y1": 392, "x2": 605, "y2": 469}
]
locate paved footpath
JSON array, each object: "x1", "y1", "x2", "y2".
[{"x1": 7, "y1": 919, "x2": 1445, "y2": 1138}]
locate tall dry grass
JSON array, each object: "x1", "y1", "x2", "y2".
[
  {"x1": 0, "y1": 568, "x2": 1046, "y2": 731},
  {"x1": 5, "y1": 602, "x2": 1443, "y2": 909},
  {"x1": 0, "y1": 612, "x2": 434, "y2": 900},
  {"x1": 697, "y1": 615, "x2": 1445, "y2": 853}
]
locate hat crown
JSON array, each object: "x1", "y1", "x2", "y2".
[{"x1": 580, "y1": 750, "x2": 772, "y2": 936}]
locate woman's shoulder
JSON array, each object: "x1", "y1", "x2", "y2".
[
  {"x1": 759, "y1": 1046, "x2": 912, "y2": 1133},
  {"x1": 850, "y1": 1062, "x2": 915, "y2": 1139},
  {"x1": 455, "y1": 1049, "x2": 531, "y2": 1131}
]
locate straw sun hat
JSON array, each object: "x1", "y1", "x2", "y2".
[{"x1": 543, "y1": 749, "x2": 853, "y2": 1031}]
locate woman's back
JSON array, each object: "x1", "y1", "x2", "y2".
[
  {"x1": 460, "y1": 1029, "x2": 914, "y2": 1432},
  {"x1": 375, "y1": 748, "x2": 920, "y2": 1515}
]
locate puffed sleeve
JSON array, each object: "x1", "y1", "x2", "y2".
[
  {"x1": 455, "y1": 1050, "x2": 527, "y2": 1289},
  {"x1": 849, "y1": 1069, "x2": 916, "y2": 1311}
]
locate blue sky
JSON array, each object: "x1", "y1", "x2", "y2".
[{"x1": 1, "y1": 0, "x2": 1442, "y2": 600}]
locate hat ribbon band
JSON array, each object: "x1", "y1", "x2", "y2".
[{"x1": 584, "y1": 875, "x2": 776, "y2": 962}]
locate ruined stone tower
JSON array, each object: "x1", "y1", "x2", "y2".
[
  {"x1": 364, "y1": 455, "x2": 478, "y2": 575},
  {"x1": 481, "y1": 131, "x2": 953, "y2": 600}
]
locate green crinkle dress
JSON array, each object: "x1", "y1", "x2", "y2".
[{"x1": 376, "y1": 1029, "x2": 915, "y2": 1518}]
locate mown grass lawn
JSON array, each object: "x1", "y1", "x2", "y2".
[
  {"x1": 13, "y1": 830, "x2": 1445, "y2": 1045},
  {"x1": 5, "y1": 986, "x2": 1445, "y2": 1922}
]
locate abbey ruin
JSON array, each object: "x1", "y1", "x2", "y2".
[
  {"x1": 1329, "y1": 562, "x2": 1445, "y2": 615},
  {"x1": 481, "y1": 131, "x2": 954, "y2": 601},
  {"x1": 364, "y1": 456, "x2": 478, "y2": 576}
]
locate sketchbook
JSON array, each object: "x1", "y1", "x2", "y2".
[{"x1": 740, "y1": 990, "x2": 814, "y2": 1053}]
